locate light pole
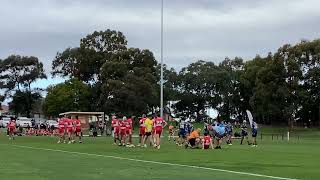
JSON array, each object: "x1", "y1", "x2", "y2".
[{"x1": 160, "y1": 0, "x2": 164, "y2": 119}]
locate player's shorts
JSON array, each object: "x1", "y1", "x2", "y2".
[
  {"x1": 114, "y1": 128, "x2": 120, "y2": 134},
  {"x1": 188, "y1": 138, "x2": 196, "y2": 146},
  {"x1": 215, "y1": 133, "x2": 224, "y2": 140},
  {"x1": 178, "y1": 129, "x2": 186, "y2": 138},
  {"x1": 8, "y1": 128, "x2": 14, "y2": 133},
  {"x1": 145, "y1": 132, "x2": 152, "y2": 137},
  {"x1": 203, "y1": 145, "x2": 210, "y2": 149},
  {"x1": 120, "y1": 129, "x2": 126, "y2": 136},
  {"x1": 241, "y1": 131, "x2": 248, "y2": 137},
  {"x1": 67, "y1": 128, "x2": 73, "y2": 133},
  {"x1": 59, "y1": 128, "x2": 65, "y2": 134},
  {"x1": 154, "y1": 127, "x2": 163, "y2": 135},
  {"x1": 139, "y1": 127, "x2": 145, "y2": 136},
  {"x1": 126, "y1": 129, "x2": 132, "y2": 135},
  {"x1": 252, "y1": 129, "x2": 257, "y2": 137},
  {"x1": 169, "y1": 129, "x2": 174, "y2": 135}
]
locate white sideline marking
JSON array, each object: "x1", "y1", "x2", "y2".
[{"x1": 10, "y1": 145, "x2": 297, "y2": 180}]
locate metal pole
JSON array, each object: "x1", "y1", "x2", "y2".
[{"x1": 160, "y1": 0, "x2": 164, "y2": 119}]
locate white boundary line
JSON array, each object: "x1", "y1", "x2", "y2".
[{"x1": 9, "y1": 144, "x2": 297, "y2": 180}]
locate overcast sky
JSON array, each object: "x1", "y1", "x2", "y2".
[{"x1": 1, "y1": 0, "x2": 320, "y2": 88}]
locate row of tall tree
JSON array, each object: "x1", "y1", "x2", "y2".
[
  {"x1": 0, "y1": 55, "x2": 46, "y2": 117},
  {"x1": 167, "y1": 40, "x2": 320, "y2": 126},
  {"x1": 1, "y1": 29, "x2": 319, "y2": 126}
]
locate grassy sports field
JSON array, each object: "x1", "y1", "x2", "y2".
[{"x1": 0, "y1": 127, "x2": 319, "y2": 180}]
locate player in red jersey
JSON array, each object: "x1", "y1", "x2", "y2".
[
  {"x1": 125, "y1": 116, "x2": 134, "y2": 147},
  {"x1": 7, "y1": 118, "x2": 16, "y2": 140},
  {"x1": 74, "y1": 116, "x2": 82, "y2": 143},
  {"x1": 111, "y1": 116, "x2": 120, "y2": 145},
  {"x1": 137, "y1": 114, "x2": 146, "y2": 147},
  {"x1": 119, "y1": 116, "x2": 128, "y2": 146},
  {"x1": 66, "y1": 117, "x2": 74, "y2": 144},
  {"x1": 153, "y1": 115, "x2": 167, "y2": 149},
  {"x1": 57, "y1": 118, "x2": 66, "y2": 143},
  {"x1": 202, "y1": 133, "x2": 214, "y2": 149}
]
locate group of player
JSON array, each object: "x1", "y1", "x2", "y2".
[
  {"x1": 239, "y1": 120, "x2": 258, "y2": 147},
  {"x1": 25, "y1": 128, "x2": 55, "y2": 136},
  {"x1": 6, "y1": 112, "x2": 258, "y2": 150},
  {"x1": 57, "y1": 116, "x2": 82, "y2": 144},
  {"x1": 5, "y1": 116, "x2": 83, "y2": 143},
  {"x1": 111, "y1": 115, "x2": 134, "y2": 147},
  {"x1": 171, "y1": 118, "x2": 217, "y2": 149},
  {"x1": 5, "y1": 118, "x2": 57, "y2": 139},
  {"x1": 111, "y1": 112, "x2": 259, "y2": 150},
  {"x1": 171, "y1": 117, "x2": 259, "y2": 150},
  {"x1": 111, "y1": 114, "x2": 168, "y2": 149}
]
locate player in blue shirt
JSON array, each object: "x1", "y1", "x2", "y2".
[
  {"x1": 251, "y1": 121, "x2": 258, "y2": 147},
  {"x1": 240, "y1": 120, "x2": 250, "y2": 145},
  {"x1": 214, "y1": 123, "x2": 226, "y2": 149},
  {"x1": 186, "y1": 120, "x2": 194, "y2": 135},
  {"x1": 225, "y1": 122, "x2": 233, "y2": 145},
  {"x1": 177, "y1": 118, "x2": 187, "y2": 146}
]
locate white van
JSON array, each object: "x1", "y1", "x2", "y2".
[
  {"x1": 0, "y1": 117, "x2": 11, "y2": 128},
  {"x1": 16, "y1": 117, "x2": 32, "y2": 128}
]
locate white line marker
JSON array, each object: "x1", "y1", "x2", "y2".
[{"x1": 10, "y1": 144, "x2": 297, "y2": 180}]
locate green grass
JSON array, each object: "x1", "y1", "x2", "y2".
[{"x1": 0, "y1": 128, "x2": 319, "y2": 180}]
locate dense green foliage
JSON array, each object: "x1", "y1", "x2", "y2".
[
  {"x1": 0, "y1": 55, "x2": 46, "y2": 91},
  {"x1": 9, "y1": 90, "x2": 42, "y2": 117},
  {"x1": 0, "y1": 55, "x2": 46, "y2": 116},
  {"x1": 51, "y1": 30, "x2": 160, "y2": 116},
  {"x1": 48, "y1": 29, "x2": 320, "y2": 126},
  {"x1": 171, "y1": 40, "x2": 320, "y2": 126},
  {"x1": 42, "y1": 79, "x2": 91, "y2": 116},
  {"x1": 1, "y1": 28, "x2": 320, "y2": 126}
]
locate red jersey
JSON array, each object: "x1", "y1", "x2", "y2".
[
  {"x1": 154, "y1": 117, "x2": 165, "y2": 128},
  {"x1": 75, "y1": 119, "x2": 81, "y2": 129},
  {"x1": 125, "y1": 118, "x2": 133, "y2": 130},
  {"x1": 120, "y1": 121, "x2": 127, "y2": 130},
  {"x1": 139, "y1": 118, "x2": 146, "y2": 128},
  {"x1": 111, "y1": 119, "x2": 120, "y2": 128},
  {"x1": 58, "y1": 119, "x2": 65, "y2": 129},
  {"x1": 66, "y1": 119, "x2": 73, "y2": 129},
  {"x1": 8, "y1": 121, "x2": 15, "y2": 129},
  {"x1": 202, "y1": 136, "x2": 212, "y2": 146}
]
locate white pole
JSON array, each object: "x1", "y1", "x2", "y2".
[
  {"x1": 160, "y1": 0, "x2": 164, "y2": 119},
  {"x1": 287, "y1": 131, "x2": 290, "y2": 141}
]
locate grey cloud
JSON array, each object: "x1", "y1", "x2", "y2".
[{"x1": 1, "y1": 0, "x2": 320, "y2": 74}]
